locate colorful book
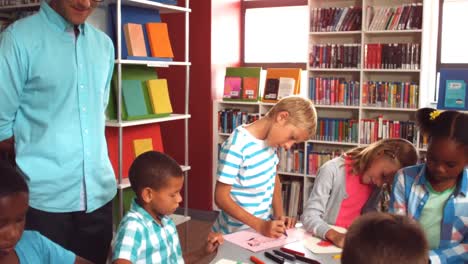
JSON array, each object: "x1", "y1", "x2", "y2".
[
  {"x1": 133, "y1": 138, "x2": 153, "y2": 157},
  {"x1": 121, "y1": 80, "x2": 149, "y2": 117},
  {"x1": 146, "y1": 22, "x2": 174, "y2": 58},
  {"x1": 242, "y1": 77, "x2": 259, "y2": 100},
  {"x1": 146, "y1": 79, "x2": 173, "y2": 114},
  {"x1": 277, "y1": 77, "x2": 296, "y2": 100},
  {"x1": 123, "y1": 23, "x2": 147, "y2": 57},
  {"x1": 223, "y1": 77, "x2": 242, "y2": 99}
]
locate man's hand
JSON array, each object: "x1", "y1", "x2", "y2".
[{"x1": 325, "y1": 229, "x2": 345, "y2": 248}]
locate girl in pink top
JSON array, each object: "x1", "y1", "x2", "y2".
[{"x1": 301, "y1": 138, "x2": 418, "y2": 248}]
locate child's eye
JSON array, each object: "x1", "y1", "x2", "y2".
[{"x1": 446, "y1": 163, "x2": 457, "y2": 168}]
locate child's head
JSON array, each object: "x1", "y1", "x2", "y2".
[
  {"x1": 0, "y1": 160, "x2": 29, "y2": 257},
  {"x1": 416, "y1": 108, "x2": 468, "y2": 184},
  {"x1": 346, "y1": 138, "x2": 418, "y2": 186},
  {"x1": 342, "y1": 212, "x2": 428, "y2": 264},
  {"x1": 264, "y1": 96, "x2": 317, "y2": 149},
  {"x1": 129, "y1": 151, "x2": 184, "y2": 218}
]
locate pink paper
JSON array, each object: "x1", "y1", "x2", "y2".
[{"x1": 223, "y1": 229, "x2": 302, "y2": 252}]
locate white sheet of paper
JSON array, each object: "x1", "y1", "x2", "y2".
[
  {"x1": 214, "y1": 259, "x2": 246, "y2": 264},
  {"x1": 303, "y1": 225, "x2": 347, "y2": 254},
  {"x1": 223, "y1": 228, "x2": 302, "y2": 252}
]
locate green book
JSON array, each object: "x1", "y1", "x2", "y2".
[{"x1": 122, "y1": 80, "x2": 149, "y2": 117}]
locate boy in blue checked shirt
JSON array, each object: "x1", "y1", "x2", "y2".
[
  {"x1": 390, "y1": 108, "x2": 468, "y2": 264},
  {"x1": 0, "y1": 160, "x2": 92, "y2": 264},
  {"x1": 112, "y1": 151, "x2": 223, "y2": 264}
]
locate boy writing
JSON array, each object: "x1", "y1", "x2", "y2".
[
  {"x1": 0, "y1": 160, "x2": 92, "y2": 264},
  {"x1": 112, "y1": 151, "x2": 223, "y2": 263},
  {"x1": 213, "y1": 96, "x2": 317, "y2": 237}
]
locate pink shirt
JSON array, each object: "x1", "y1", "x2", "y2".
[{"x1": 334, "y1": 157, "x2": 373, "y2": 228}]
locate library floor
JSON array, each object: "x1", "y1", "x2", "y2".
[{"x1": 176, "y1": 209, "x2": 219, "y2": 264}]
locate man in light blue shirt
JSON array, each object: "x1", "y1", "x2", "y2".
[{"x1": 0, "y1": 0, "x2": 116, "y2": 263}]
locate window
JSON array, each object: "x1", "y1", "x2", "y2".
[
  {"x1": 242, "y1": 0, "x2": 308, "y2": 68},
  {"x1": 438, "y1": 0, "x2": 468, "y2": 65}
]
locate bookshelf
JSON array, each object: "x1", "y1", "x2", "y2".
[
  {"x1": 212, "y1": 0, "x2": 426, "y2": 218},
  {"x1": 107, "y1": 0, "x2": 191, "y2": 225}
]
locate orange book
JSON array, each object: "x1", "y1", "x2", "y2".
[
  {"x1": 145, "y1": 23, "x2": 174, "y2": 58},
  {"x1": 123, "y1": 23, "x2": 147, "y2": 57}
]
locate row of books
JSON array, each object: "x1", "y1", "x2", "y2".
[
  {"x1": 362, "y1": 81, "x2": 419, "y2": 109},
  {"x1": 312, "y1": 118, "x2": 359, "y2": 143},
  {"x1": 360, "y1": 118, "x2": 416, "y2": 144},
  {"x1": 307, "y1": 148, "x2": 344, "y2": 176},
  {"x1": 278, "y1": 146, "x2": 304, "y2": 174},
  {"x1": 0, "y1": 0, "x2": 39, "y2": 6},
  {"x1": 310, "y1": 6, "x2": 362, "y2": 32},
  {"x1": 364, "y1": 43, "x2": 420, "y2": 70},
  {"x1": 309, "y1": 44, "x2": 361, "y2": 69},
  {"x1": 280, "y1": 180, "x2": 303, "y2": 218},
  {"x1": 123, "y1": 22, "x2": 173, "y2": 59},
  {"x1": 308, "y1": 77, "x2": 360, "y2": 106},
  {"x1": 217, "y1": 109, "x2": 259, "y2": 134},
  {"x1": 367, "y1": 3, "x2": 423, "y2": 31}
]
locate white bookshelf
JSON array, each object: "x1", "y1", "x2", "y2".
[
  {"x1": 110, "y1": 0, "x2": 192, "y2": 224},
  {"x1": 212, "y1": 0, "x2": 426, "y2": 216}
]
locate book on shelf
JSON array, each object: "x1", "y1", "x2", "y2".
[
  {"x1": 222, "y1": 67, "x2": 262, "y2": 101},
  {"x1": 146, "y1": 22, "x2": 174, "y2": 58},
  {"x1": 121, "y1": 80, "x2": 150, "y2": 117},
  {"x1": 281, "y1": 180, "x2": 302, "y2": 217},
  {"x1": 309, "y1": 77, "x2": 360, "y2": 106},
  {"x1": 437, "y1": 68, "x2": 468, "y2": 110},
  {"x1": 223, "y1": 77, "x2": 242, "y2": 100},
  {"x1": 106, "y1": 123, "x2": 164, "y2": 179},
  {"x1": 364, "y1": 43, "x2": 420, "y2": 70},
  {"x1": 123, "y1": 23, "x2": 148, "y2": 57},
  {"x1": 146, "y1": 79, "x2": 173, "y2": 115},
  {"x1": 362, "y1": 81, "x2": 419, "y2": 109},
  {"x1": 313, "y1": 118, "x2": 359, "y2": 143},
  {"x1": 359, "y1": 117, "x2": 416, "y2": 145},
  {"x1": 133, "y1": 138, "x2": 153, "y2": 157},
  {"x1": 309, "y1": 44, "x2": 361, "y2": 69},
  {"x1": 262, "y1": 68, "x2": 301, "y2": 103},
  {"x1": 310, "y1": 6, "x2": 362, "y2": 32},
  {"x1": 277, "y1": 77, "x2": 296, "y2": 100},
  {"x1": 367, "y1": 3, "x2": 423, "y2": 31},
  {"x1": 278, "y1": 145, "x2": 304, "y2": 174}
]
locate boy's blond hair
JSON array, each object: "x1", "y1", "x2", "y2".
[
  {"x1": 346, "y1": 138, "x2": 418, "y2": 175},
  {"x1": 265, "y1": 96, "x2": 317, "y2": 138}
]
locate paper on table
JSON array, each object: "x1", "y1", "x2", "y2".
[
  {"x1": 214, "y1": 259, "x2": 247, "y2": 264},
  {"x1": 303, "y1": 225, "x2": 347, "y2": 254},
  {"x1": 223, "y1": 229, "x2": 302, "y2": 253}
]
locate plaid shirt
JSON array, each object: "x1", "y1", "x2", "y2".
[
  {"x1": 112, "y1": 199, "x2": 184, "y2": 264},
  {"x1": 390, "y1": 164, "x2": 468, "y2": 264}
]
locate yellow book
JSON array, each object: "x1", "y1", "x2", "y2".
[
  {"x1": 146, "y1": 79, "x2": 173, "y2": 114},
  {"x1": 133, "y1": 138, "x2": 153, "y2": 158}
]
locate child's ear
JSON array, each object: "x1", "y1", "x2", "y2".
[
  {"x1": 276, "y1": 111, "x2": 290, "y2": 124},
  {"x1": 141, "y1": 187, "x2": 153, "y2": 204}
]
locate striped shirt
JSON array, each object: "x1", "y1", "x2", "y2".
[
  {"x1": 390, "y1": 164, "x2": 468, "y2": 264},
  {"x1": 213, "y1": 126, "x2": 279, "y2": 234},
  {"x1": 112, "y1": 199, "x2": 184, "y2": 264}
]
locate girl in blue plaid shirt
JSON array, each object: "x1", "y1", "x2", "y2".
[{"x1": 390, "y1": 108, "x2": 468, "y2": 264}]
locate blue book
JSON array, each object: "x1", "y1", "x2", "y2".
[{"x1": 122, "y1": 80, "x2": 149, "y2": 117}]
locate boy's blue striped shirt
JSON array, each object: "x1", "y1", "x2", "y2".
[
  {"x1": 213, "y1": 126, "x2": 278, "y2": 234},
  {"x1": 390, "y1": 164, "x2": 468, "y2": 264}
]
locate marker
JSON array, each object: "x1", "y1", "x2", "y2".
[
  {"x1": 295, "y1": 255, "x2": 321, "y2": 264},
  {"x1": 279, "y1": 247, "x2": 305, "y2": 257},
  {"x1": 283, "y1": 229, "x2": 288, "y2": 237},
  {"x1": 332, "y1": 254, "x2": 341, "y2": 259},
  {"x1": 249, "y1": 256, "x2": 265, "y2": 264},
  {"x1": 264, "y1": 252, "x2": 285, "y2": 264},
  {"x1": 272, "y1": 249, "x2": 295, "y2": 261}
]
